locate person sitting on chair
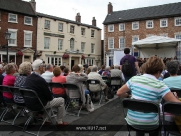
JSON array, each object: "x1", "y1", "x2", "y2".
[
  {"x1": 117, "y1": 56, "x2": 181, "y2": 136},
  {"x1": 23, "y1": 59, "x2": 68, "y2": 126},
  {"x1": 41, "y1": 64, "x2": 54, "y2": 83}
]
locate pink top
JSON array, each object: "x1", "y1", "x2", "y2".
[
  {"x1": 3, "y1": 74, "x2": 16, "y2": 99},
  {"x1": 52, "y1": 76, "x2": 66, "y2": 95}
]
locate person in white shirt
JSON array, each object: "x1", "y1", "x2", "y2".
[{"x1": 41, "y1": 64, "x2": 54, "y2": 83}]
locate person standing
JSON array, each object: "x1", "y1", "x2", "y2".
[{"x1": 120, "y1": 48, "x2": 140, "y2": 82}]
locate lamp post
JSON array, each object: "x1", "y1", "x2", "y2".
[{"x1": 4, "y1": 30, "x2": 11, "y2": 63}]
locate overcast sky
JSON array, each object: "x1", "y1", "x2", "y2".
[{"x1": 24, "y1": 0, "x2": 181, "y2": 39}]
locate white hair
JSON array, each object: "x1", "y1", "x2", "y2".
[
  {"x1": 32, "y1": 59, "x2": 43, "y2": 71},
  {"x1": 0, "y1": 64, "x2": 3, "y2": 70},
  {"x1": 114, "y1": 64, "x2": 119, "y2": 69},
  {"x1": 78, "y1": 64, "x2": 83, "y2": 72}
]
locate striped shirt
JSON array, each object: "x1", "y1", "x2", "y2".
[{"x1": 126, "y1": 74, "x2": 170, "y2": 129}]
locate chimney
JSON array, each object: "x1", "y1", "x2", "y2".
[
  {"x1": 30, "y1": 0, "x2": 36, "y2": 11},
  {"x1": 92, "y1": 17, "x2": 96, "y2": 26},
  {"x1": 75, "y1": 13, "x2": 81, "y2": 23},
  {"x1": 108, "y1": 2, "x2": 113, "y2": 14}
]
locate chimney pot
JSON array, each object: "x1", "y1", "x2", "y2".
[
  {"x1": 108, "y1": 2, "x2": 113, "y2": 14},
  {"x1": 75, "y1": 12, "x2": 81, "y2": 23},
  {"x1": 30, "y1": 0, "x2": 36, "y2": 11},
  {"x1": 92, "y1": 17, "x2": 96, "y2": 26}
]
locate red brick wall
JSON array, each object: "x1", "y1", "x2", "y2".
[
  {"x1": 0, "y1": 11, "x2": 37, "y2": 65},
  {"x1": 104, "y1": 17, "x2": 181, "y2": 52}
]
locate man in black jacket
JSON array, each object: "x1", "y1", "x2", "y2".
[{"x1": 23, "y1": 59, "x2": 67, "y2": 125}]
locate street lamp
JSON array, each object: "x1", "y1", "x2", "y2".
[{"x1": 4, "y1": 30, "x2": 11, "y2": 63}]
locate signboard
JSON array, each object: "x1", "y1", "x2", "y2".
[{"x1": 44, "y1": 32, "x2": 64, "y2": 38}]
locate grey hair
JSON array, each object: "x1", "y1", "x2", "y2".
[
  {"x1": 46, "y1": 64, "x2": 53, "y2": 70},
  {"x1": 78, "y1": 64, "x2": 83, "y2": 72},
  {"x1": 114, "y1": 65, "x2": 119, "y2": 69},
  {"x1": 91, "y1": 65, "x2": 98, "y2": 72},
  {"x1": 166, "y1": 60, "x2": 179, "y2": 75},
  {"x1": 105, "y1": 66, "x2": 110, "y2": 71},
  {"x1": 32, "y1": 59, "x2": 43, "y2": 71},
  {"x1": 18, "y1": 62, "x2": 32, "y2": 74}
]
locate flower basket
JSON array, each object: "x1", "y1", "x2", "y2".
[
  {"x1": 62, "y1": 54, "x2": 69, "y2": 59},
  {"x1": 81, "y1": 55, "x2": 85, "y2": 59},
  {"x1": 16, "y1": 51, "x2": 23, "y2": 56},
  {"x1": 36, "y1": 53, "x2": 42, "y2": 57}
]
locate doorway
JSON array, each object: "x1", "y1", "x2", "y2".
[{"x1": 71, "y1": 60, "x2": 75, "y2": 70}]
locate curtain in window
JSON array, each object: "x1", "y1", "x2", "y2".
[
  {"x1": 70, "y1": 38, "x2": 74, "y2": 51},
  {"x1": 25, "y1": 33, "x2": 31, "y2": 46},
  {"x1": 44, "y1": 37, "x2": 50, "y2": 49},
  {"x1": 58, "y1": 39, "x2": 63, "y2": 50},
  {"x1": 9, "y1": 32, "x2": 16, "y2": 44}
]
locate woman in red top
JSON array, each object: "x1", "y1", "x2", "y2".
[
  {"x1": 3, "y1": 63, "x2": 16, "y2": 103},
  {"x1": 52, "y1": 66, "x2": 67, "y2": 101}
]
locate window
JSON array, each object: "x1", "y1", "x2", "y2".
[
  {"x1": 160, "y1": 19, "x2": 168, "y2": 27},
  {"x1": 119, "y1": 37, "x2": 125, "y2": 49},
  {"x1": 24, "y1": 30, "x2": 32, "y2": 47},
  {"x1": 108, "y1": 24, "x2": 114, "y2": 32},
  {"x1": 91, "y1": 43, "x2": 95, "y2": 53},
  {"x1": 91, "y1": 30, "x2": 95, "y2": 37},
  {"x1": 132, "y1": 35, "x2": 139, "y2": 42},
  {"x1": 81, "y1": 28, "x2": 85, "y2": 35},
  {"x1": 146, "y1": 20, "x2": 153, "y2": 28},
  {"x1": 44, "y1": 37, "x2": 50, "y2": 49},
  {"x1": 175, "y1": 33, "x2": 181, "y2": 39},
  {"x1": 24, "y1": 16, "x2": 32, "y2": 25},
  {"x1": 48, "y1": 57, "x2": 61, "y2": 66},
  {"x1": 70, "y1": 38, "x2": 74, "y2": 51},
  {"x1": 175, "y1": 17, "x2": 181, "y2": 26},
  {"x1": 58, "y1": 39, "x2": 63, "y2": 50},
  {"x1": 58, "y1": 23, "x2": 63, "y2": 32},
  {"x1": 70, "y1": 25, "x2": 74, "y2": 33},
  {"x1": 44, "y1": 20, "x2": 50, "y2": 29},
  {"x1": 81, "y1": 42, "x2": 85, "y2": 52},
  {"x1": 108, "y1": 38, "x2": 114, "y2": 49},
  {"x1": 8, "y1": 13, "x2": 17, "y2": 23},
  {"x1": 132, "y1": 21, "x2": 139, "y2": 30},
  {"x1": 8, "y1": 29, "x2": 17, "y2": 46},
  {"x1": 85, "y1": 59, "x2": 94, "y2": 65},
  {"x1": 119, "y1": 23, "x2": 125, "y2": 31}
]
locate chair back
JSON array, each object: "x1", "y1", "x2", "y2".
[
  {"x1": 0, "y1": 85, "x2": 12, "y2": 93},
  {"x1": 49, "y1": 82, "x2": 64, "y2": 91},
  {"x1": 111, "y1": 76, "x2": 122, "y2": 86},
  {"x1": 102, "y1": 76, "x2": 108, "y2": 81},
  {"x1": 19, "y1": 88, "x2": 44, "y2": 111},
  {"x1": 163, "y1": 102, "x2": 181, "y2": 115},
  {"x1": 63, "y1": 83, "x2": 80, "y2": 98},
  {"x1": 87, "y1": 79, "x2": 102, "y2": 92},
  {"x1": 122, "y1": 98, "x2": 160, "y2": 116},
  {"x1": 170, "y1": 88, "x2": 181, "y2": 98},
  {"x1": 9, "y1": 86, "x2": 20, "y2": 96}
]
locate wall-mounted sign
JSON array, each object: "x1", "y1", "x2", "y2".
[{"x1": 44, "y1": 32, "x2": 64, "y2": 38}]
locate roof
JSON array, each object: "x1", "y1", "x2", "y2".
[
  {"x1": 0, "y1": 0, "x2": 36, "y2": 16},
  {"x1": 37, "y1": 12, "x2": 101, "y2": 30},
  {"x1": 103, "y1": 2, "x2": 181, "y2": 25}
]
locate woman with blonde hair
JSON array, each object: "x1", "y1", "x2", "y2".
[{"x1": 117, "y1": 56, "x2": 181, "y2": 136}]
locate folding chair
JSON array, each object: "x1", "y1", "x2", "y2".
[
  {"x1": 170, "y1": 88, "x2": 181, "y2": 98},
  {"x1": 87, "y1": 79, "x2": 103, "y2": 105},
  {"x1": 63, "y1": 83, "x2": 81, "y2": 117},
  {"x1": 19, "y1": 88, "x2": 57, "y2": 136},
  {"x1": 122, "y1": 98, "x2": 161, "y2": 136},
  {"x1": 162, "y1": 102, "x2": 181, "y2": 136},
  {"x1": 49, "y1": 82, "x2": 64, "y2": 92},
  {"x1": 110, "y1": 76, "x2": 122, "y2": 93},
  {"x1": 0, "y1": 85, "x2": 19, "y2": 125}
]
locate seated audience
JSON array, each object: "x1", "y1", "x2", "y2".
[
  {"x1": 110, "y1": 64, "x2": 123, "y2": 85},
  {"x1": 41, "y1": 64, "x2": 54, "y2": 83},
  {"x1": 23, "y1": 59, "x2": 67, "y2": 126},
  {"x1": 52, "y1": 66, "x2": 67, "y2": 101},
  {"x1": 13, "y1": 63, "x2": 19, "y2": 77},
  {"x1": 102, "y1": 66, "x2": 111, "y2": 77},
  {"x1": 117, "y1": 56, "x2": 180, "y2": 136},
  {"x1": 163, "y1": 60, "x2": 181, "y2": 89},
  {"x1": 85, "y1": 66, "x2": 92, "y2": 75},
  {"x1": 66, "y1": 65, "x2": 89, "y2": 106},
  {"x1": 98, "y1": 65, "x2": 105, "y2": 75},
  {"x1": 3, "y1": 63, "x2": 16, "y2": 103},
  {"x1": 88, "y1": 66, "x2": 109, "y2": 102},
  {"x1": 60, "y1": 66, "x2": 66, "y2": 76},
  {"x1": 63, "y1": 67, "x2": 69, "y2": 76},
  {"x1": 14, "y1": 62, "x2": 32, "y2": 105},
  {"x1": 0, "y1": 64, "x2": 5, "y2": 105}
]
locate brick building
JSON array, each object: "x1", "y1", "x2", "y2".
[
  {"x1": 103, "y1": 2, "x2": 181, "y2": 66},
  {"x1": 0, "y1": 0, "x2": 37, "y2": 65}
]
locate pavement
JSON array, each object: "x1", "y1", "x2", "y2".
[{"x1": 0, "y1": 95, "x2": 137, "y2": 136}]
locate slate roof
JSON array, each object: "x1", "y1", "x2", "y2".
[
  {"x1": 37, "y1": 12, "x2": 101, "y2": 30},
  {"x1": 103, "y1": 2, "x2": 181, "y2": 25},
  {"x1": 0, "y1": 0, "x2": 36, "y2": 16}
]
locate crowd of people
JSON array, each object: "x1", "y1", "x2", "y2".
[{"x1": 1, "y1": 47, "x2": 181, "y2": 134}]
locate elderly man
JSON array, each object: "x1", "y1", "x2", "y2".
[
  {"x1": 23, "y1": 59, "x2": 67, "y2": 126},
  {"x1": 88, "y1": 65, "x2": 109, "y2": 102},
  {"x1": 110, "y1": 65, "x2": 124, "y2": 86},
  {"x1": 41, "y1": 64, "x2": 54, "y2": 83},
  {"x1": 163, "y1": 60, "x2": 181, "y2": 89}
]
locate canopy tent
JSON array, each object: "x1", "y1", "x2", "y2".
[{"x1": 132, "y1": 36, "x2": 181, "y2": 58}]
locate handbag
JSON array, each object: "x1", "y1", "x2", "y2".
[{"x1": 86, "y1": 94, "x2": 94, "y2": 112}]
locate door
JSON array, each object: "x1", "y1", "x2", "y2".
[{"x1": 71, "y1": 60, "x2": 75, "y2": 70}]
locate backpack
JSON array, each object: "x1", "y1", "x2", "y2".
[
  {"x1": 108, "y1": 87, "x2": 114, "y2": 99},
  {"x1": 122, "y1": 55, "x2": 134, "y2": 76}
]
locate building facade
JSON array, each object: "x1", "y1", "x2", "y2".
[
  {"x1": 103, "y1": 2, "x2": 181, "y2": 65},
  {"x1": 0, "y1": 0, "x2": 37, "y2": 65},
  {"x1": 36, "y1": 12, "x2": 101, "y2": 69}
]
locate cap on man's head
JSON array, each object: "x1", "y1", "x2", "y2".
[{"x1": 32, "y1": 59, "x2": 43, "y2": 70}]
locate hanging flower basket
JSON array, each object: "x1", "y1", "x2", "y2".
[
  {"x1": 62, "y1": 54, "x2": 69, "y2": 59},
  {"x1": 81, "y1": 55, "x2": 85, "y2": 59},
  {"x1": 16, "y1": 51, "x2": 23, "y2": 56},
  {"x1": 36, "y1": 53, "x2": 42, "y2": 57}
]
